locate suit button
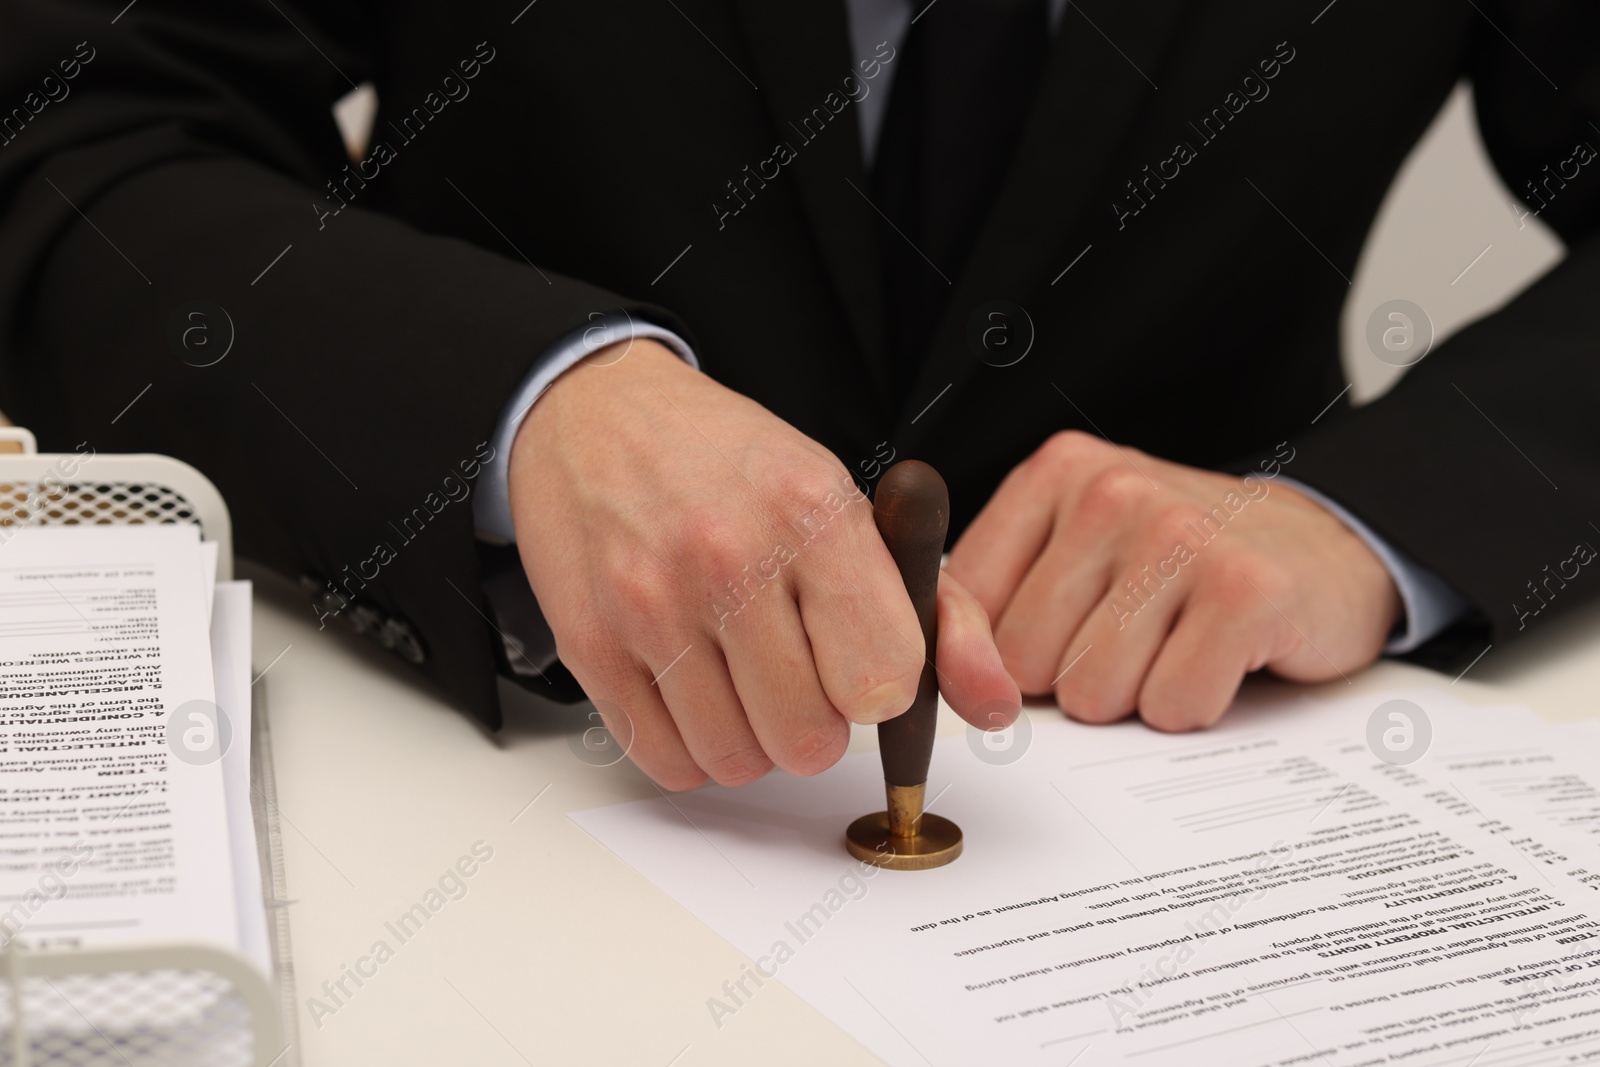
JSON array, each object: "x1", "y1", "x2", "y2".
[
  {"x1": 301, "y1": 574, "x2": 347, "y2": 622},
  {"x1": 386, "y1": 619, "x2": 426, "y2": 664},
  {"x1": 298, "y1": 574, "x2": 424, "y2": 664},
  {"x1": 347, "y1": 603, "x2": 384, "y2": 639}
]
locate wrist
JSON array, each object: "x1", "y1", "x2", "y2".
[
  {"x1": 1277, "y1": 480, "x2": 1403, "y2": 645},
  {"x1": 509, "y1": 338, "x2": 691, "y2": 544},
  {"x1": 518, "y1": 336, "x2": 683, "y2": 439}
]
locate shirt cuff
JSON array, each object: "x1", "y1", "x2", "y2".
[
  {"x1": 1277, "y1": 477, "x2": 1472, "y2": 654},
  {"x1": 473, "y1": 314, "x2": 697, "y2": 543}
]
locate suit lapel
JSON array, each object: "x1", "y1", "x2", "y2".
[
  {"x1": 899, "y1": 0, "x2": 1192, "y2": 442},
  {"x1": 732, "y1": 0, "x2": 895, "y2": 408}
]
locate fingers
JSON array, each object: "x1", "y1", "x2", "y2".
[
  {"x1": 1052, "y1": 590, "x2": 1176, "y2": 727},
  {"x1": 792, "y1": 493, "x2": 925, "y2": 726},
  {"x1": 653, "y1": 644, "x2": 773, "y2": 787},
  {"x1": 948, "y1": 431, "x2": 1124, "y2": 619},
  {"x1": 946, "y1": 469, "x2": 1054, "y2": 620},
  {"x1": 935, "y1": 572, "x2": 1021, "y2": 729},
  {"x1": 577, "y1": 668, "x2": 707, "y2": 792},
  {"x1": 1138, "y1": 565, "x2": 1288, "y2": 731},
  {"x1": 717, "y1": 595, "x2": 849, "y2": 777},
  {"x1": 1051, "y1": 513, "x2": 1197, "y2": 723},
  {"x1": 991, "y1": 509, "x2": 1119, "y2": 695}
]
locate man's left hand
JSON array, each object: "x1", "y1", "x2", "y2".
[{"x1": 946, "y1": 431, "x2": 1402, "y2": 731}]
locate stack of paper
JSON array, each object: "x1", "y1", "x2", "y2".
[
  {"x1": 0, "y1": 525, "x2": 269, "y2": 976},
  {"x1": 574, "y1": 685, "x2": 1600, "y2": 1065}
]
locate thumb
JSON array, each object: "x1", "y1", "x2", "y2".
[{"x1": 936, "y1": 571, "x2": 1022, "y2": 730}]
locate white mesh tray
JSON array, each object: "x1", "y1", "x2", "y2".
[
  {"x1": 0, "y1": 944, "x2": 281, "y2": 1067},
  {"x1": 0, "y1": 428, "x2": 295, "y2": 1067}
]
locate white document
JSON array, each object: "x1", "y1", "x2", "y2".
[
  {"x1": 212, "y1": 578, "x2": 272, "y2": 976},
  {"x1": 200, "y1": 538, "x2": 219, "y2": 624},
  {"x1": 1422, "y1": 707, "x2": 1600, "y2": 853},
  {"x1": 572, "y1": 688, "x2": 1600, "y2": 1066},
  {"x1": 0, "y1": 525, "x2": 239, "y2": 953}
]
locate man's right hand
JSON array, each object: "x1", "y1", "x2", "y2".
[{"x1": 508, "y1": 339, "x2": 1019, "y2": 790}]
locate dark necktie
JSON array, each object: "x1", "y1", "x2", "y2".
[{"x1": 871, "y1": 0, "x2": 1052, "y2": 399}]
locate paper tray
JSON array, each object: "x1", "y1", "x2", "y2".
[
  {"x1": 0, "y1": 681, "x2": 297, "y2": 1067},
  {"x1": 0, "y1": 432, "x2": 298, "y2": 1066}
]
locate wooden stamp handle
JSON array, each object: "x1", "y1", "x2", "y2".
[{"x1": 871, "y1": 460, "x2": 948, "y2": 788}]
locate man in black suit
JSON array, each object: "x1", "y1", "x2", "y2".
[{"x1": 0, "y1": 0, "x2": 1595, "y2": 790}]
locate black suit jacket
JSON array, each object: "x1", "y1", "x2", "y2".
[{"x1": 1, "y1": 0, "x2": 1597, "y2": 729}]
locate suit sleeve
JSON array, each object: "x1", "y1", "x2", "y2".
[
  {"x1": 1282, "y1": 0, "x2": 1600, "y2": 671},
  {"x1": 0, "y1": 0, "x2": 673, "y2": 727}
]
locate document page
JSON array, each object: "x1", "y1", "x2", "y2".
[
  {"x1": 1424, "y1": 709, "x2": 1600, "y2": 851},
  {"x1": 0, "y1": 525, "x2": 238, "y2": 952},
  {"x1": 573, "y1": 688, "x2": 1600, "y2": 1066},
  {"x1": 213, "y1": 578, "x2": 272, "y2": 975}
]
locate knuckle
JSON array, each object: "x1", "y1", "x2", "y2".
[
  {"x1": 1145, "y1": 504, "x2": 1205, "y2": 554},
  {"x1": 839, "y1": 664, "x2": 921, "y2": 723},
  {"x1": 778, "y1": 472, "x2": 865, "y2": 548},
  {"x1": 1138, "y1": 692, "x2": 1221, "y2": 733},
  {"x1": 1058, "y1": 685, "x2": 1127, "y2": 725},
  {"x1": 1139, "y1": 707, "x2": 1199, "y2": 733},
  {"x1": 771, "y1": 458, "x2": 851, "y2": 511},
  {"x1": 612, "y1": 568, "x2": 669, "y2": 620},
  {"x1": 610, "y1": 553, "x2": 677, "y2": 619},
  {"x1": 700, "y1": 746, "x2": 773, "y2": 787},
  {"x1": 680, "y1": 513, "x2": 753, "y2": 579},
  {"x1": 1037, "y1": 429, "x2": 1100, "y2": 470},
  {"x1": 779, "y1": 721, "x2": 848, "y2": 776},
  {"x1": 1079, "y1": 466, "x2": 1150, "y2": 520},
  {"x1": 1206, "y1": 553, "x2": 1289, "y2": 610},
  {"x1": 888, "y1": 652, "x2": 928, "y2": 697},
  {"x1": 556, "y1": 624, "x2": 627, "y2": 676}
]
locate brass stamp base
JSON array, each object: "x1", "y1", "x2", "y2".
[{"x1": 845, "y1": 811, "x2": 963, "y2": 871}]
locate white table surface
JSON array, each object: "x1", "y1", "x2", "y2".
[{"x1": 243, "y1": 565, "x2": 1600, "y2": 1066}]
